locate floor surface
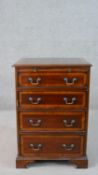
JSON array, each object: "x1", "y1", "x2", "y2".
[{"x1": 0, "y1": 110, "x2": 98, "y2": 175}]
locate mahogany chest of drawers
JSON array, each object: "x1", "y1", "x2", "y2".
[{"x1": 13, "y1": 58, "x2": 91, "y2": 168}]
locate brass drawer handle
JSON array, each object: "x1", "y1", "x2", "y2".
[
  {"x1": 28, "y1": 97, "x2": 42, "y2": 104},
  {"x1": 62, "y1": 144, "x2": 75, "y2": 151},
  {"x1": 29, "y1": 143, "x2": 42, "y2": 151},
  {"x1": 28, "y1": 77, "x2": 41, "y2": 85},
  {"x1": 63, "y1": 97, "x2": 77, "y2": 105},
  {"x1": 28, "y1": 119, "x2": 42, "y2": 127},
  {"x1": 64, "y1": 77, "x2": 77, "y2": 85},
  {"x1": 63, "y1": 119, "x2": 75, "y2": 127}
]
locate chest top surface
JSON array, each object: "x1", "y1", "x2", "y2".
[{"x1": 13, "y1": 58, "x2": 91, "y2": 67}]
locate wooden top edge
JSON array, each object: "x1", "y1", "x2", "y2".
[{"x1": 13, "y1": 58, "x2": 92, "y2": 67}]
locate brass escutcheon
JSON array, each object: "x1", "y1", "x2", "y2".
[
  {"x1": 67, "y1": 68, "x2": 72, "y2": 73},
  {"x1": 32, "y1": 67, "x2": 37, "y2": 72}
]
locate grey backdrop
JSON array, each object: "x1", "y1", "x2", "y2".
[{"x1": 0, "y1": 0, "x2": 97, "y2": 110}]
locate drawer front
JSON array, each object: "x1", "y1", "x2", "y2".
[
  {"x1": 19, "y1": 111, "x2": 86, "y2": 131},
  {"x1": 20, "y1": 135, "x2": 84, "y2": 157},
  {"x1": 19, "y1": 91, "x2": 87, "y2": 109},
  {"x1": 17, "y1": 72, "x2": 87, "y2": 88}
]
